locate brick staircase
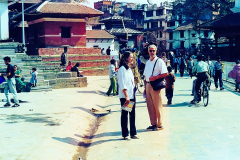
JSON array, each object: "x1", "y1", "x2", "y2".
[
  {"x1": 0, "y1": 43, "x2": 53, "y2": 92},
  {"x1": 37, "y1": 47, "x2": 110, "y2": 76}
]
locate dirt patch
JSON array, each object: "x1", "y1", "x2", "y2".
[{"x1": 72, "y1": 115, "x2": 103, "y2": 160}]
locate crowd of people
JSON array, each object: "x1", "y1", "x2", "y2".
[{"x1": 105, "y1": 42, "x2": 240, "y2": 140}]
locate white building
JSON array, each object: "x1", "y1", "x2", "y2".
[
  {"x1": 86, "y1": 30, "x2": 115, "y2": 52},
  {"x1": 0, "y1": 0, "x2": 11, "y2": 40}
]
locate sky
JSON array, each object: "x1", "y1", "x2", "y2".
[{"x1": 81, "y1": 0, "x2": 171, "y2": 8}]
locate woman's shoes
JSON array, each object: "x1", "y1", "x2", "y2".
[
  {"x1": 123, "y1": 136, "x2": 131, "y2": 140},
  {"x1": 131, "y1": 135, "x2": 139, "y2": 139}
]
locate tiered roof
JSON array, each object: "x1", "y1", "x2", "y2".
[{"x1": 13, "y1": 1, "x2": 103, "y2": 20}]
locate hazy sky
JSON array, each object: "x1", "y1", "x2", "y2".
[{"x1": 82, "y1": 0, "x2": 171, "y2": 8}]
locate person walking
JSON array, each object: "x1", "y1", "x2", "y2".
[
  {"x1": 0, "y1": 57, "x2": 20, "y2": 107},
  {"x1": 214, "y1": 56, "x2": 224, "y2": 90},
  {"x1": 165, "y1": 66, "x2": 176, "y2": 105},
  {"x1": 179, "y1": 56, "x2": 186, "y2": 77},
  {"x1": 106, "y1": 59, "x2": 117, "y2": 96},
  {"x1": 173, "y1": 56, "x2": 179, "y2": 74},
  {"x1": 228, "y1": 60, "x2": 240, "y2": 92},
  {"x1": 118, "y1": 51, "x2": 138, "y2": 140},
  {"x1": 144, "y1": 44, "x2": 168, "y2": 131},
  {"x1": 187, "y1": 56, "x2": 194, "y2": 78}
]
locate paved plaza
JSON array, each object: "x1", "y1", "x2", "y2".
[{"x1": 0, "y1": 75, "x2": 240, "y2": 160}]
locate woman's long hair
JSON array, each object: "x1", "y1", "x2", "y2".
[{"x1": 119, "y1": 51, "x2": 131, "y2": 70}]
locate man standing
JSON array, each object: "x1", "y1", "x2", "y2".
[
  {"x1": 0, "y1": 57, "x2": 20, "y2": 107},
  {"x1": 106, "y1": 46, "x2": 111, "y2": 55},
  {"x1": 214, "y1": 56, "x2": 224, "y2": 90},
  {"x1": 144, "y1": 44, "x2": 168, "y2": 131}
]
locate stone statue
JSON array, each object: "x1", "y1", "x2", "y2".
[{"x1": 60, "y1": 46, "x2": 68, "y2": 66}]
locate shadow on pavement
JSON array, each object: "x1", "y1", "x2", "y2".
[
  {"x1": 164, "y1": 102, "x2": 190, "y2": 107},
  {"x1": 72, "y1": 107, "x2": 94, "y2": 115},
  {"x1": 0, "y1": 113, "x2": 61, "y2": 126},
  {"x1": 52, "y1": 137, "x2": 80, "y2": 146},
  {"x1": 174, "y1": 94, "x2": 191, "y2": 96}
]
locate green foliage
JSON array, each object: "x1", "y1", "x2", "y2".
[{"x1": 173, "y1": 0, "x2": 234, "y2": 26}]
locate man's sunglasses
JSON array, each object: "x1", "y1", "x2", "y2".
[{"x1": 149, "y1": 50, "x2": 156, "y2": 52}]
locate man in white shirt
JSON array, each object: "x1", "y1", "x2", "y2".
[{"x1": 143, "y1": 44, "x2": 168, "y2": 131}]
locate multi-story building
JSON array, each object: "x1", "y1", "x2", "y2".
[
  {"x1": 94, "y1": 0, "x2": 114, "y2": 18},
  {"x1": 143, "y1": 3, "x2": 174, "y2": 52},
  {"x1": 143, "y1": 2, "x2": 214, "y2": 55}
]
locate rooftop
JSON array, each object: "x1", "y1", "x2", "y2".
[
  {"x1": 200, "y1": 12, "x2": 240, "y2": 29},
  {"x1": 86, "y1": 30, "x2": 115, "y2": 39},
  {"x1": 108, "y1": 28, "x2": 142, "y2": 35},
  {"x1": 12, "y1": 1, "x2": 103, "y2": 20},
  {"x1": 99, "y1": 14, "x2": 133, "y2": 22}
]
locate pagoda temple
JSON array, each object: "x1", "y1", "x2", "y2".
[{"x1": 12, "y1": 0, "x2": 103, "y2": 54}]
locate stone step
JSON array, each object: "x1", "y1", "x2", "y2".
[
  {"x1": 0, "y1": 42, "x2": 19, "y2": 49},
  {"x1": 42, "y1": 55, "x2": 110, "y2": 62},
  {"x1": 38, "y1": 47, "x2": 101, "y2": 56},
  {"x1": 81, "y1": 68, "x2": 109, "y2": 76},
  {"x1": 44, "y1": 60, "x2": 109, "y2": 68},
  {"x1": 29, "y1": 85, "x2": 53, "y2": 92}
]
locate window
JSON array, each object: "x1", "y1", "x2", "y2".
[
  {"x1": 151, "y1": 22, "x2": 158, "y2": 28},
  {"x1": 167, "y1": 21, "x2": 175, "y2": 27},
  {"x1": 61, "y1": 27, "x2": 71, "y2": 38},
  {"x1": 180, "y1": 41, "x2": 185, "y2": 48},
  {"x1": 169, "y1": 32, "x2": 173, "y2": 40},
  {"x1": 93, "y1": 45, "x2": 99, "y2": 48},
  {"x1": 159, "y1": 31, "x2": 162, "y2": 38},
  {"x1": 160, "y1": 21, "x2": 163, "y2": 27},
  {"x1": 191, "y1": 43, "x2": 196, "y2": 48},
  {"x1": 146, "y1": 11, "x2": 153, "y2": 17},
  {"x1": 192, "y1": 34, "x2": 196, "y2": 37},
  {"x1": 169, "y1": 43, "x2": 173, "y2": 49},
  {"x1": 180, "y1": 30, "x2": 184, "y2": 38},
  {"x1": 204, "y1": 31, "x2": 209, "y2": 38},
  {"x1": 147, "y1": 23, "x2": 150, "y2": 29},
  {"x1": 156, "y1": 9, "x2": 163, "y2": 16}
]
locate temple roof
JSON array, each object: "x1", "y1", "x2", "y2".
[
  {"x1": 86, "y1": 30, "x2": 115, "y2": 39},
  {"x1": 200, "y1": 12, "x2": 240, "y2": 29},
  {"x1": 12, "y1": 1, "x2": 103, "y2": 20},
  {"x1": 108, "y1": 28, "x2": 142, "y2": 35}
]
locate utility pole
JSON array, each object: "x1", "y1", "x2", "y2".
[{"x1": 22, "y1": 0, "x2": 26, "y2": 53}]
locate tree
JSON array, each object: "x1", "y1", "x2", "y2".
[{"x1": 173, "y1": 0, "x2": 234, "y2": 27}]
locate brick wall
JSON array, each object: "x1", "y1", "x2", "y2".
[
  {"x1": 45, "y1": 61, "x2": 109, "y2": 68},
  {"x1": 38, "y1": 47, "x2": 101, "y2": 56},
  {"x1": 42, "y1": 55, "x2": 110, "y2": 62}
]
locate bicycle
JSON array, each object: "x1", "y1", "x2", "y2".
[
  {"x1": 201, "y1": 80, "x2": 209, "y2": 107},
  {"x1": 136, "y1": 72, "x2": 145, "y2": 93}
]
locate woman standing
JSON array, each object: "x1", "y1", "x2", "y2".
[
  {"x1": 118, "y1": 51, "x2": 138, "y2": 140},
  {"x1": 14, "y1": 65, "x2": 26, "y2": 93},
  {"x1": 144, "y1": 44, "x2": 168, "y2": 131}
]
